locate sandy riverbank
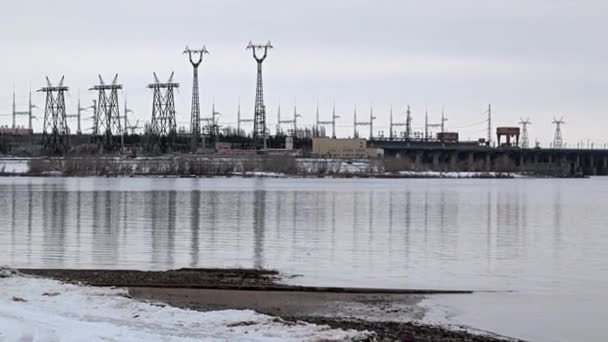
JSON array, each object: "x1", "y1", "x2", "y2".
[{"x1": 18, "y1": 268, "x2": 521, "y2": 342}]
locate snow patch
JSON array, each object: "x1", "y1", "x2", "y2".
[
  {"x1": 0, "y1": 159, "x2": 29, "y2": 175},
  {"x1": 396, "y1": 171, "x2": 519, "y2": 178},
  {"x1": 240, "y1": 171, "x2": 288, "y2": 178},
  {"x1": 0, "y1": 274, "x2": 372, "y2": 342}
]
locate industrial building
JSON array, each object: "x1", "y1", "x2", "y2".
[{"x1": 312, "y1": 138, "x2": 367, "y2": 159}]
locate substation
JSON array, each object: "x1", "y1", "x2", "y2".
[{"x1": 1, "y1": 42, "x2": 607, "y2": 177}]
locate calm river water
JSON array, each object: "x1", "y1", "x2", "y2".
[{"x1": 1, "y1": 177, "x2": 607, "y2": 342}]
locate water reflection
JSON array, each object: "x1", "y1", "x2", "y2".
[
  {"x1": 0, "y1": 177, "x2": 605, "y2": 294},
  {"x1": 253, "y1": 184, "x2": 266, "y2": 269},
  {"x1": 190, "y1": 190, "x2": 201, "y2": 267}
]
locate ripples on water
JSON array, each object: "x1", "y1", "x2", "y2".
[{"x1": 2, "y1": 177, "x2": 608, "y2": 341}]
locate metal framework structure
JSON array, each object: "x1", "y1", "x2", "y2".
[
  {"x1": 518, "y1": 118, "x2": 531, "y2": 148},
  {"x1": 201, "y1": 102, "x2": 221, "y2": 145},
  {"x1": 440, "y1": 106, "x2": 448, "y2": 133},
  {"x1": 353, "y1": 106, "x2": 376, "y2": 139},
  {"x1": 279, "y1": 103, "x2": 302, "y2": 137},
  {"x1": 236, "y1": 100, "x2": 253, "y2": 136},
  {"x1": 90, "y1": 74, "x2": 123, "y2": 149},
  {"x1": 184, "y1": 45, "x2": 209, "y2": 151},
  {"x1": 12, "y1": 89, "x2": 36, "y2": 130},
  {"x1": 316, "y1": 103, "x2": 340, "y2": 138},
  {"x1": 88, "y1": 99, "x2": 97, "y2": 134},
  {"x1": 487, "y1": 104, "x2": 492, "y2": 146},
  {"x1": 38, "y1": 77, "x2": 69, "y2": 153},
  {"x1": 276, "y1": 104, "x2": 282, "y2": 135},
  {"x1": 552, "y1": 117, "x2": 565, "y2": 148},
  {"x1": 424, "y1": 108, "x2": 442, "y2": 141},
  {"x1": 247, "y1": 41, "x2": 273, "y2": 149},
  {"x1": 149, "y1": 72, "x2": 179, "y2": 151},
  {"x1": 406, "y1": 105, "x2": 412, "y2": 139},
  {"x1": 66, "y1": 96, "x2": 88, "y2": 135},
  {"x1": 389, "y1": 106, "x2": 408, "y2": 140},
  {"x1": 424, "y1": 107, "x2": 429, "y2": 140}
]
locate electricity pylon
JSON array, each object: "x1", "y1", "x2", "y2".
[
  {"x1": 247, "y1": 41, "x2": 273, "y2": 149},
  {"x1": 184, "y1": 45, "x2": 209, "y2": 152},
  {"x1": 552, "y1": 117, "x2": 565, "y2": 148},
  {"x1": 39, "y1": 76, "x2": 69, "y2": 154},
  {"x1": 518, "y1": 118, "x2": 531, "y2": 148}
]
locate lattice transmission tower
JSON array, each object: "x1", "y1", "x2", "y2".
[
  {"x1": 184, "y1": 46, "x2": 208, "y2": 152},
  {"x1": 149, "y1": 72, "x2": 179, "y2": 151},
  {"x1": 90, "y1": 74, "x2": 123, "y2": 149},
  {"x1": 247, "y1": 41, "x2": 273, "y2": 149},
  {"x1": 38, "y1": 76, "x2": 69, "y2": 153},
  {"x1": 518, "y1": 118, "x2": 531, "y2": 148},
  {"x1": 552, "y1": 117, "x2": 565, "y2": 148}
]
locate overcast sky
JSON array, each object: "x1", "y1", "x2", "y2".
[{"x1": 0, "y1": 0, "x2": 606, "y2": 146}]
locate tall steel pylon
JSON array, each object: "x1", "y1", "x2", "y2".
[
  {"x1": 149, "y1": 72, "x2": 179, "y2": 151},
  {"x1": 90, "y1": 74, "x2": 123, "y2": 149},
  {"x1": 38, "y1": 76, "x2": 69, "y2": 153},
  {"x1": 518, "y1": 118, "x2": 531, "y2": 148},
  {"x1": 184, "y1": 45, "x2": 209, "y2": 152},
  {"x1": 247, "y1": 41, "x2": 273, "y2": 150},
  {"x1": 552, "y1": 117, "x2": 565, "y2": 148}
]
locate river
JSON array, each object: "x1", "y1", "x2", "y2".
[{"x1": 1, "y1": 177, "x2": 607, "y2": 341}]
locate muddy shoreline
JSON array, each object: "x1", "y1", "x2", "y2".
[
  {"x1": 18, "y1": 268, "x2": 520, "y2": 342},
  {"x1": 19, "y1": 268, "x2": 472, "y2": 294}
]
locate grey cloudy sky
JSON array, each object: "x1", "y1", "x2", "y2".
[{"x1": 1, "y1": 0, "x2": 606, "y2": 146}]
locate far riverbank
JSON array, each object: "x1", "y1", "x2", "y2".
[{"x1": 0, "y1": 156, "x2": 560, "y2": 178}]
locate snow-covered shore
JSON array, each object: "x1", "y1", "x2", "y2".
[
  {"x1": 0, "y1": 157, "x2": 524, "y2": 178},
  {"x1": 0, "y1": 269, "x2": 371, "y2": 342}
]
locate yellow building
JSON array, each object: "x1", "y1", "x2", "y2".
[{"x1": 312, "y1": 138, "x2": 368, "y2": 159}]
